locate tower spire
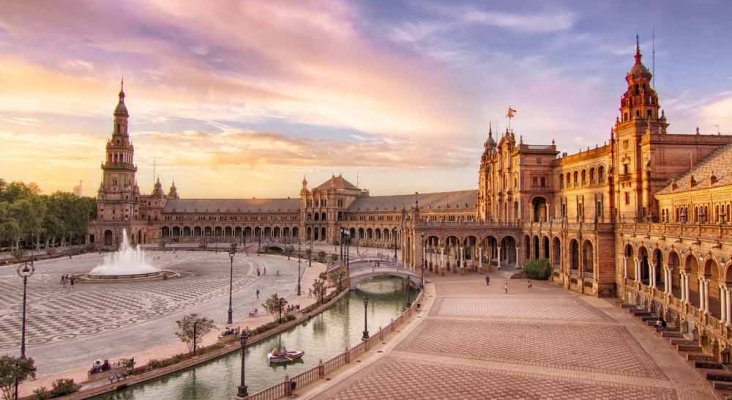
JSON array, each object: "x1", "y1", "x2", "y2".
[{"x1": 634, "y1": 34, "x2": 641, "y2": 64}]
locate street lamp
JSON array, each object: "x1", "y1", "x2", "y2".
[
  {"x1": 15, "y1": 260, "x2": 34, "y2": 400},
  {"x1": 309, "y1": 237, "x2": 312, "y2": 268},
  {"x1": 421, "y1": 232, "x2": 425, "y2": 289},
  {"x1": 362, "y1": 294, "x2": 369, "y2": 341},
  {"x1": 237, "y1": 329, "x2": 250, "y2": 398},
  {"x1": 227, "y1": 247, "x2": 235, "y2": 325},
  {"x1": 297, "y1": 241, "x2": 302, "y2": 296},
  {"x1": 405, "y1": 277, "x2": 411, "y2": 308},
  {"x1": 393, "y1": 230, "x2": 397, "y2": 261}
]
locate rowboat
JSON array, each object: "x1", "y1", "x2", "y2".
[{"x1": 267, "y1": 350, "x2": 305, "y2": 364}]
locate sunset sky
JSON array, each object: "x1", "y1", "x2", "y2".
[{"x1": 1, "y1": 0, "x2": 730, "y2": 198}]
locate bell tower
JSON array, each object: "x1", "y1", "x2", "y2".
[
  {"x1": 613, "y1": 37, "x2": 668, "y2": 221},
  {"x1": 96, "y1": 80, "x2": 140, "y2": 226}
]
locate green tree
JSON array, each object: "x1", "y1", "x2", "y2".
[
  {"x1": 175, "y1": 314, "x2": 215, "y2": 354},
  {"x1": 262, "y1": 293, "x2": 288, "y2": 323},
  {"x1": 0, "y1": 356, "x2": 36, "y2": 400}
]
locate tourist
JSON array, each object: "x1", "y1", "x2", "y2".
[
  {"x1": 70, "y1": 277, "x2": 75, "y2": 289},
  {"x1": 257, "y1": 267, "x2": 261, "y2": 276},
  {"x1": 504, "y1": 281, "x2": 508, "y2": 294},
  {"x1": 656, "y1": 316, "x2": 666, "y2": 332},
  {"x1": 256, "y1": 289, "x2": 260, "y2": 299},
  {"x1": 485, "y1": 275, "x2": 490, "y2": 286},
  {"x1": 263, "y1": 267, "x2": 267, "y2": 275},
  {"x1": 528, "y1": 280, "x2": 532, "y2": 289},
  {"x1": 101, "y1": 359, "x2": 111, "y2": 371}
]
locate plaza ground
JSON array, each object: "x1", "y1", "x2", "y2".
[
  {"x1": 304, "y1": 267, "x2": 717, "y2": 400},
  {"x1": 0, "y1": 249, "x2": 326, "y2": 397}
]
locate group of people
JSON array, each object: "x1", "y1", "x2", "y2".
[
  {"x1": 60, "y1": 274, "x2": 76, "y2": 288},
  {"x1": 89, "y1": 359, "x2": 113, "y2": 375},
  {"x1": 654, "y1": 317, "x2": 668, "y2": 332},
  {"x1": 285, "y1": 304, "x2": 300, "y2": 313},
  {"x1": 219, "y1": 326, "x2": 241, "y2": 337},
  {"x1": 484, "y1": 275, "x2": 532, "y2": 294},
  {"x1": 256, "y1": 266, "x2": 267, "y2": 276}
]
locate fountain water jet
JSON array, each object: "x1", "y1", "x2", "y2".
[
  {"x1": 78, "y1": 228, "x2": 179, "y2": 283},
  {"x1": 90, "y1": 228, "x2": 158, "y2": 276}
]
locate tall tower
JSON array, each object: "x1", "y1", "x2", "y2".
[
  {"x1": 92, "y1": 81, "x2": 142, "y2": 246},
  {"x1": 478, "y1": 124, "x2": 496, "y2": 221},
  {"x1": 613, "y1": 37, "x2": 667, "y2": 221}
]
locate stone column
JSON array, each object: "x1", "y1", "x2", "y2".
[
  {"x1": 726, "y1": 288, "x2": 732, "y2": 326},
  {"x1": 497, "y1": 247, "x2": 501, "y2": 270},
  {"x1": 635, "y1": 258, "x2": 641, "y2": 283},
  {"x1": 515, "y1": 247, "x2": 520, "y2": 269},
  {"x1": 720, "y1": 285, "x2": 727, "y2": 324},
  {"x1": 623, "y1": 258, "x2": 628, "y2": 279},
  {"x1": 650, "y1": 264, "x2": 656, "y2": 289},
  {"x1": 479, "y1": 247, "x2": 483, "y2": 272},
  {"x1": 665, "y1": 267, "x2": 671, "y2": 295},
  {"x1": 703, "y1": 279, "x2": 710, "y2": 313}
]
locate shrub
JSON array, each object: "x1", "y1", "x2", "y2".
[
  {"x1": 523, "y1": 258, "x2": 551, "y2": 280},
  {"x1": 33, "y1": 387, "x2": 50, "y2": 400},
  {"x1": 50, "y1": 378, "x2": 81, "y2": 397}
]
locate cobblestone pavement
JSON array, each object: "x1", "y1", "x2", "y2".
[
  {"x1": 0, "y1": 250, "x2": 313, "y2": 375},
  {"x1": 314, "y1": 272, "x2": 717, "y2": 400}
]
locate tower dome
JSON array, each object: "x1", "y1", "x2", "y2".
[{"x1": 114, "y1": 79, "x2": 129, "y2": 118}]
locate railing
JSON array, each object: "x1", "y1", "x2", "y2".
[
  {"x1": 243, "y1": 290, "x2": 424, "y2": 400},
  {"x1": 418, "y1": 221, "x2": 521, "y2": 228},
  {"x1": 617, "y1": 222, "x2": 731, "y2": 241}
]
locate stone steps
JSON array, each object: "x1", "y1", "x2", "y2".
[{"x1": 619, "y1": 300, "x2": 728, "y2": 398}]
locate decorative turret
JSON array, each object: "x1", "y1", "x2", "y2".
[
  {"x1": 484, "y1": 123, "x2": 496, "y2": 151},
  {"x1": 152, "y1": 177, "x2": 164, "y2": 197},
  {"x1": 168, "y1": 180, "x2": 179, "y2": 199},
  {"x1": 618, "y1": 36, "x2": 661, "y2": 126}
]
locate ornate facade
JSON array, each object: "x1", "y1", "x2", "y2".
[{"x1": 89, "y1": 40, "x2": 732, "y2": 357}]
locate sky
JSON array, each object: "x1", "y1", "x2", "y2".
[{"x1": 1, "y1": 0, "x2": 731, "y2": 198}]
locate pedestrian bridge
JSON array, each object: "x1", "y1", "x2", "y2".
[{"x1": 329, "y1": 256, "x2": 422, "y2": 289}]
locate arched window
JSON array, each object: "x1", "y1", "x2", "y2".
[
  {"x1": 573, "y1": 171, "x2": 578, "y2": 186},
  {"x1": 581, "y1": 170, "x2": 586, "y2": 186},
  {"x1": 589, "y1": 168, "x2": 595, "y2": 184},
  {"x1": 598, "y1": 166, "x2": 605, "y2": 183}
]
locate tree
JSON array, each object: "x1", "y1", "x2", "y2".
[
  {"x1": 312, "y1": 279, "x2": 327, "y2": 304},
  {"x1": 262, "y1": 293, "x2": 287, "y2": 323},
  {"x1": 0, "y1": 356, "x2": 36, "y2": 400},
  {"x1": 175, "y1": 314, "x2": 215, "y2": 354}
]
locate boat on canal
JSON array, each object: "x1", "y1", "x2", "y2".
[{"x1": 267, "y1": 349, "x2": 305, "y2": 364}]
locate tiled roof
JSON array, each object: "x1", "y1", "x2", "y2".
[
  {"x1": 164, "y1": 198, "x2": 300, "y2": 213},
  {"x1": 657, "y1": 143, "x2": 732, "y2": 195},
  {"x1": 314, "y1": 175, "x2": 359, "y2": 190},
  {"x1": 347, "y1": 190, "x2": 477, "y2": 212}
]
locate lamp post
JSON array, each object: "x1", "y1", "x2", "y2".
[
  {"x1": 362, "y1": 294, "x2": 369, "y2": 341},
  {"x1": 297, "y1": 241, "x2": 302, "y2": 296},
  {"x1": 237, "y1": 330, "x2": 250, "y2": 398},
  {"x1": 309, "y1": 237, "x2": 312, "y2": 268},
  {"x1": 393, "y1": 231, "x2": 397, "y2": 261},
  {"x1": 15, "y1": 259, "x2": 34, "y2": 400},
  {"x1": 421, "y1": 232, "x2": 425, "y2": 289},
  {"x1": 227, "y1": 248, "x2": 235, "y2": 325},
  {"x1": 405, "y1": 277, "x2": 411, "y2": 308}
]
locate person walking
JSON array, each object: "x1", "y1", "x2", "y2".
[
  {"x1": 504, "y1": 281, "x2": 508, "y2": 294},
  {"x1": 527, "y1": 280, "x2": 532, "y2": 289},
  {"x1": 70, "y1": 277, "x2": 75, "y2": 289},
  {"x1": 256, "y1": 289, "x2": 260, "y2": 299},
  {"x1": 485, "y1": 275, "x2": 490, "y2": 286}
]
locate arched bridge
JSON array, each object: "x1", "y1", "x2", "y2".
[{"x1": 329, "y1": 256, "x2": 423, "y2": 289}]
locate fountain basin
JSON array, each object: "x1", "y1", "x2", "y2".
[{"x1": 74, "y1": 270, "x2": 180, "y2": 283}]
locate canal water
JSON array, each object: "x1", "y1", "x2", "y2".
[{"x1": 95, "y1": 276, "x2": 417, "y2": 400}]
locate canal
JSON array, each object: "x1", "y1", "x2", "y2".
[{"x1": 95, "y1": 276, "x2": 417, "y2": 400}]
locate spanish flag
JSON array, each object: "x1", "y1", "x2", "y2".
[{"x1": 506, "y1": 106, "x2": 517, "y2": 119}]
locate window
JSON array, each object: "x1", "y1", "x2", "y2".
[
  {"x1": 532, "y1": 177, "x2": 538, "y2": 187},
  {"x1": 598, "y1": 166, "x2": 605, "y2": 183},
  {"x1": 624, "y1": 192, "x2": 630, "y2": 205},
  {"x1": 623, "y1": 164, "x2": 629, "y2": 175},
  {"x1": 540, "y1": 177, "x2": 546, "y2": 188},
  {"x1": 559, "y1": 174, "x2": 564, "y2": 189}
]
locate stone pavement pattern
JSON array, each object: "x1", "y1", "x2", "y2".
[{"x1": 314, "y1": 271, "x2": 717, "y2": 400}]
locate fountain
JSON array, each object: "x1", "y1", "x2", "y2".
[{"x1": 77, "y1": 228, "x2": 179, "y2": 283}]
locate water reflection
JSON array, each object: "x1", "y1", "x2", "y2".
[{"x1": 94, "y1": 276, "x2": 417, "y2": 400}]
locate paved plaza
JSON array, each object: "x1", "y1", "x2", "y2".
[
  {"x1": 0, "y1": 249, "x2": 317, "y2": 378},
  {"x1": 310, "y1": 270, "x2": 717, "y2": 400}
]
